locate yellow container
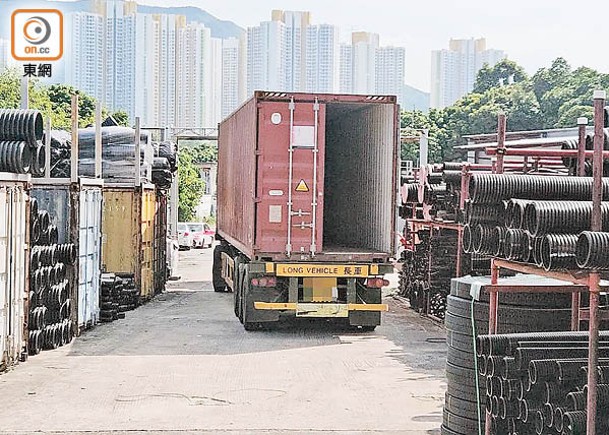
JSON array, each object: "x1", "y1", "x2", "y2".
[
  {"x1": 140, "y1": 188, "x2": 155, "y2": 299},
  {"x1": 101, "y1": 185, "x2": 156, "y2": 300}
]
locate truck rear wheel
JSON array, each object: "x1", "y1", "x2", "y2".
[
  {"x1": 212, "y1": 244, "x2": 227, "y2": 292},
  {"x1": 240, "y1": 264, "x2": 259, "y2": 331},
  {"x1": 234, "y1": 260, "x2": 244, "y2": 321}
]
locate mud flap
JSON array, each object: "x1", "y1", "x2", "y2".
[
  {"x1": 349, "y1": 286, "x2": 382, "y2": 327},
  {"x1": 242, "y1": 283, "x2": 281, "y2": 326}
]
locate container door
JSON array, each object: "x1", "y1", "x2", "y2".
[
  {"x1": 256, "y1": 99, "x2": 325, "y2": 257},
  {"x1": 140, "y1": 189, "x2": 154, "y2": 299},
  {"x1": 91, "y1": 189, "x2": 102, "y2": 323},
  {"x1": 78, "y1": 190, "x2": 87, "y2": 326},
  {"x1": 79, "y1": 188, "x2": 102, "y2": 327},
  {"x1": 0, "y1": 187, "x2": 8, "y2": 368},
  {"x1": 12, "y1": 186, "x2": 26, "y2": 362},
  {"x1": 4, "y1": 186, "x2": 25, "y2": 367}
]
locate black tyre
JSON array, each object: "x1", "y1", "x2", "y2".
[
  {"x1": 212, "y1": 244, "x2": 227, "y2": 292},
  {"x1": 241, "y1": 264, "x2": 257, "y2": 331},
  {"x1": 233, "y1": 258, "x2": 243, "y2": 319}
]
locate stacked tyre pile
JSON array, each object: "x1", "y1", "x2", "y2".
[
  {"x1": 399, "y1": 228, "x2": 488, "y2": 320},
  {"x1": 476, "y1": 331, "x2": 609, "y2": 434},
  {"x1": 0, "y1": 109, "x2": 47, "y2": 175},
  {"x1": 151, "y1": 141, "x2": 177, "y2": 190},
  {"x1": 48, "y1": 130, "x2": 71, "y2": 178},
  {"x1": 116, "y1": 274, "x2": 139, "y2": 312},
  {"x1": 28, "y1": 199, "x2": 76, "y2": 355},
  {"x1": 463, "y1": 174, "x2": 609, "y2": 272},
  {"x1": 442, "y1": 275, "x2": 573, "y2": 435},
  {"x1": 100, "y1": 274, "x2": 138, "y2": 322}
]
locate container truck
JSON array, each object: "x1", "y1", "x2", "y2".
[{"x1": 213, "y1": 91, "x2": 399, "y2": 330}]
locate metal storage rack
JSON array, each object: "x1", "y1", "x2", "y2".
[{"x1": 481, "y1": 92, "x2": 608, "y2": 435}]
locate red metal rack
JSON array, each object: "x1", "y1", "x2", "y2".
[{"x1": 482, "y1": 94, "x2": 606, "y2": 435}]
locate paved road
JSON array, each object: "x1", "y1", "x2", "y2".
[{"x1": 0, "y1": 247, "x2": 447, "y2": 435}]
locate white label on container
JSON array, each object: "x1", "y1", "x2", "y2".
[
  {"x1": 292, "y1": 125, "x2": 315, "y2": 148},
  {"x1": 269, "y1": 190, "x2": 284, "y2": 197},
  {"x1": 269, "y1": 205, "x2": 282, "y2": 223},
  {"x1": 271, "y1": 113, "x2": 282, "y2": 125}
]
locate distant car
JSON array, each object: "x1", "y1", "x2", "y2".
[
  {"x1": 187, "y1": 222, "x2": 214, "y2": 248},
  {"x1": 177, "y1": 223, "x2": 193, "y2": 250}
]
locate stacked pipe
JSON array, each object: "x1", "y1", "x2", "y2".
[
  {"x1": 0, "y1": 109, "x2": 47, "y2": 175},
  {"x1": 28, "y1": 198, "x2": 75, "y2": 355},
  {"x1": 476, "y1": 331, "x2": 609, "y2": 434},
  {"x1": 65, "y1": 127, "x2": 179, "y2": 188},
  {"x1": 463, "y1": 174, "x2": 609, "y2": 271},
  {"x1": 443, "y1": 278, "x2": 575, "y2": 435},
  {"x1": 100, "y1": 273, "x2": 139, "y2": 322},
  {"x1": 561, "y1": 129, "x2": 609, "y2": 176}
]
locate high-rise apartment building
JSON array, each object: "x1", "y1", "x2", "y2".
[
  {"x1": 375, "y1": 46, "x2": 405, "y2": 98},
  {"x1": 221, "y1": 35, "x2": 247, "y2": 118},
  {"x1": 153, "y1": 14, "x2": 184, "y2": 127},
  {"x1": 431, "y1": 38, "x2": 506, "y2": 108},
  {"x1": 133, "y1": 13, "x2": 158, "y2": 126},
  {"x1": 351, "y1": 32, "x2": 379, "y2": 94},
  {"x1": 205, "y1": 38, "x2": 223, "y2": 126},
  {"x1": 99, "y1": 0, "x2": 137, "y2": 119},
  {"x1": 272, "y1": 10, "x2": 310, "y2": 92},
  {"x1": 177, "y1": 22, "x2": 210, "y2": 128},
  {"x1": 306, "y1": 24, "x2": 339, "y2": 93},
  {"x1": 338, "y1": 32, "x2": 404, "y2": 97},
  {"x1": 247, "y1": 20, "x2": 287, "y2": 96},
  {"x1": 65, "y1": 13, "x2": 105, "y2": 102},
  {"x1": 339, "y1": 44, "x2": 353, "y2": 94},
  {"x1": 0, "y1": 39, "x2": 10, "y2": 74}
]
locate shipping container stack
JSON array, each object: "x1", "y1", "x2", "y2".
[{"x1": 28, "y1": 198, "x2": 76, "y2": 355}]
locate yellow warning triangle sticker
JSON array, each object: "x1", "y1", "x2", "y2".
[{"x1": 295, "y1": 179, "x2": 309, "y2": 192}]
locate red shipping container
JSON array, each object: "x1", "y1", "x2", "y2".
[{"x1": 217, "y1": 91, "x2": 399, "y2": 263}]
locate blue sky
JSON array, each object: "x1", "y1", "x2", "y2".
[{"x1": 38, "y1": 0, "x2": 609, "y2": 91}]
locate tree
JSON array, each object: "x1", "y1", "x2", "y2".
[
  {"x1": 0, "y1": 68, "x2": 20, "y2": 109},
  {"x1": 178, "y1": 151, "x2": 206, "y2": 222},
  {"x1": 0, "y1": 69, "x2": 104, "y2": 129},
  {"x1": 46, "y1": 84, "x2": 96, "y2": 127},
  {"x1": 473, "y1": 59, "x2": 528, "y2": 94},
  {"x1": 109, "y1": 110, "x2": 130, "y2": 127},
  {"x1": 532, "y1": 57, "x2": 571, "y2": 101},
  {"x1": 399, "y1": 109, "x2": 452, "y2": 164},
  {"x1": 180, "y1": 141, "x2": 218, "y2": 164}
]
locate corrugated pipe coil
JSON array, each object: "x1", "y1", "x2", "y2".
[
  {"x1": 469, "y1": 174, "x2": 609, "y2": 204},
  {"x1": 576, "y1": 231, "x2": 609, "y2": 269},
  {"x1": 0, "y1": 109, "x2": 44, "y2": 143}
]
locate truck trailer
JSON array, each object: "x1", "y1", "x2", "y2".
[{"x1": 213, "y1": 91, "x2": 399, "y2": 330}]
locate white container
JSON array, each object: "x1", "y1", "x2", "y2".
[
  {"x1": 0, "y1": 174, "x2": 30, "y2": 371},
  {"x1": 77, "y1": 186, "x2": 102, "y2": 328}
]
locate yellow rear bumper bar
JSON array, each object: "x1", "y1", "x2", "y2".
[{"x1": 254, "y1": 302, "x2": 388, "y2": 312}]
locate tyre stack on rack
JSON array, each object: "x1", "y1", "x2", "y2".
[
  {"x1": 476, "y1": 331, "x2": 609, "y2": 434},
  {"x1": 442, "y1": 275, "x2": 574, "y2": 435},
  {"x1": 28, "y1": 198, "x2": 76, "y2": 355},
  {"x1": 0, "y1": 109, "x2": 47, "y2": 176},
  {"x1": 100, "y1": 273, "x2": 139, "y2": 322}
]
